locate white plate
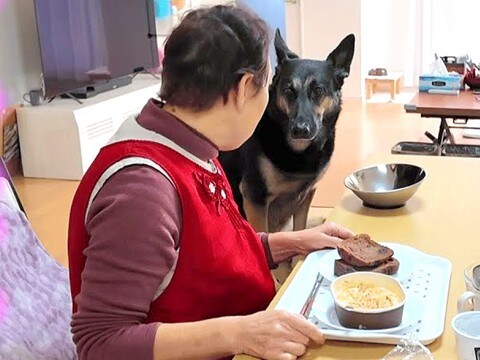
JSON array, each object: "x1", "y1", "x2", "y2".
[
  {"x1": 317, "y1": 242, "x2": 414, "y2": 282},
  {"x1": 313, "y1": 295, "x2": 422, "y2": 334}
]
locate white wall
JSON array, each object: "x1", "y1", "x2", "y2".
[
  {"x1": 285, "y1": 1, "x2": 301, "y2": 55},
  {"x1": 361, "y1": 0, "x2": 410, "y2": 73},
  {"x1": 0, "y1": 0, "x2": 42, "y2": 109},
  {"x1": 289, "y1": 0, "x2": 362, "y2": 98},
  {"x1": 361, "y1": 0, "x2": 412, "y2": 87}
]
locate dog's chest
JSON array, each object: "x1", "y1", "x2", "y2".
[{"x1": 259, "y1": 155, "x2": 321, "y2": 200}]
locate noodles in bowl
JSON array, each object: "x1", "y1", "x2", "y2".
[
  {"x1": 335, "y1": 280, "x2": 401, "y2": 310},
  {"x1": 331, "y1": 272, "x2": 406, "y2": 329}
]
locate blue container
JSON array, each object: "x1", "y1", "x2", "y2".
[
  {"x1": 419, "y1": 74, "x2": 463, "y2": 92},
  {"x1": 155, "y1": 0, "x2": 172, "y2": 19}
]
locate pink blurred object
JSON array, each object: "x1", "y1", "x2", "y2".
[
  {"x1": 158, "y1": 48, "x2": 165, "y2": 65},
  {"x1": 0, "y1": 289, "x2": 7, "y2": 324},
  {"x1": 0, "y1": 86, "x2": 7, "y2": 113}
]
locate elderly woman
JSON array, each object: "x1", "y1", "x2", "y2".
[{"x1": 68, "y1": 5, "x2": 352, "y2": 360}]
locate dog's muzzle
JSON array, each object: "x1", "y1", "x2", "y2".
[{"x1": 290, "y1": 122, "x2": 317, "y2": 140}]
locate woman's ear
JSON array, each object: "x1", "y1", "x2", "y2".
[{"x1": 232, "y1": 73, "x2": 255, "y2": 110}]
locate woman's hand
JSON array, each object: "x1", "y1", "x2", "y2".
[
  {"x1": 267, "y1": 222, "x2": 354, "y2": 264},
  {"x1": 294, "y1": 221, "x2": 354, "y2": 256},
  {"x1": 235, "y1": 309, "x2": 325, "y2": 360}
]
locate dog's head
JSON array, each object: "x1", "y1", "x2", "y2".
[{"x1": 270, "y1": 30, "x2": 355, "y2": 152}]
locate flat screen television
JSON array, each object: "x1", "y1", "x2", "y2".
[{"x1": 34, "y1": 0, "x2": 159, "y2": 99}]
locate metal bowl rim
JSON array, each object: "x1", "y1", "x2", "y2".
[{"x1": 344, "y1": 163, "x2": 427, "y2": 194}]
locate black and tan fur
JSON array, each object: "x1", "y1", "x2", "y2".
[{"x1": 219, "y1": 30, "x2": 355, "y2": 237}]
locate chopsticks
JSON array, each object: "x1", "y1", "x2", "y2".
[{"x1": 300, "y1": 272, "x2": 324, "y2": 319}]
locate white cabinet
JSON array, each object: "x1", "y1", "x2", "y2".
[{"x1": 17, "y1": 75, "x2": 161, "y2": 180}]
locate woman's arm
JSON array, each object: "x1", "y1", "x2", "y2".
[
  {"x1": 266, "y1": 222, "x2": 354, "y2": 264},
  {"x1": 72, "y1": 166, "x2": 181, "y2": 359},
  {"x1": 153, "y1": 316, "x2": 237, "y2": 359},
  {"x1": 153, "y1": 310, "x2": 325, "y2": 360}
]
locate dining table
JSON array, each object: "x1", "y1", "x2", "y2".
[
  {"x1": 234, "y1": 153, "x2": 480, "y2": 360},
  {"x1": 399, "y1": 91, "x2": 480, "y2": 157}
]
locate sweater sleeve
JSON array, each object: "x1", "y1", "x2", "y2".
[
  {"x1": 259, "y1": 233, "x2": 278, "y2": 269},
  {"x1": 71, "y1": 165, "x2": 182, "y2": 360}
]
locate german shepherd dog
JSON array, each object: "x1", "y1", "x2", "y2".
[{"x1": 219, "y1": 30, "x2": 355, "y2": 237}]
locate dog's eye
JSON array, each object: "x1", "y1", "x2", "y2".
[
  {"x1": 284, "y1": 86, "x2": 295, "y2": 96},
  {"x1": 313, "y1": 86, "x2": 325, "y2": 97}
]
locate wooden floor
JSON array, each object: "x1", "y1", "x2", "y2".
[
  {"x1": 12, "y1": 97, "x2": 479, "y2": 267},
  {"x1": 13, "y1": 177, "x2": 78, "y2": 267},
  {"x1": 313, "y1": 97, "x2": 480, "y2": 207}
]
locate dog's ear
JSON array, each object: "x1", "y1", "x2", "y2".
[
  {"x1": 327, "y1": 34, "x2": 355, "y2": 87},
  {"x1": 274, "y1": 29, "x2": 299, "y2": 65}
]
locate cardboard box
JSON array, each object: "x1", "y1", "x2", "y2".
[{"x1": 419, "y1": 74, "x2": 463, "y2": 92}]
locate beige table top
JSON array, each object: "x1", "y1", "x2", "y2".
[{"x1": 235, "y1": 154, "x2": 480, "y2": 360}]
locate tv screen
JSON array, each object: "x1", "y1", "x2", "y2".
[{"x1": 34, "y1": 0, "x2": 159, "y2": 99}]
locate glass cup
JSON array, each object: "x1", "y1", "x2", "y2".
[{"x1": 458, "y1": 264, "x2": 480, "y2": 313}]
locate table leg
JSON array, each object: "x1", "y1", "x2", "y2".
[
  {"x1": 396, "y1": 77, "x2": 402, "y2": 94},
  {"x1": 390, "y1": 80, "x2": 395, "y2": 100},
  {"x1": 437, "y1": 119, "x2": 447, "y2": 146},
  {"x1": 442, "y1": 118, "x2": 456, "y2": 144},
  {"x1": 435, "y1": 117, "x2": 456, "y2": 153},
  {"x1": 365, "y1": 79, "x2": 372, "y2": 99}
]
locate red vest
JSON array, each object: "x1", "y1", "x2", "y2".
[{"x1": 68, "y1": 140, "x2": 276, "y2": 323}]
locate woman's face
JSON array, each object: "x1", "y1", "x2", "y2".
[{"x1": 228, "y1": 61, "x2": 271, "y2": 150}]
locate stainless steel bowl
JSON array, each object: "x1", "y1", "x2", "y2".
[{"x1": 344, "y1": 163, "x2": 426, "y2": 209}]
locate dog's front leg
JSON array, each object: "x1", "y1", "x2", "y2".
[
  {"x1": 239, "y1": 180, "x2": 287, "y2": 287},
  {"x1": 239, "y1": 180, "x2": 269, "y2": 232},
  {"x1": 288, "y1": 188, "x2": 322, "y2": 281},
  {"x1": 293, "y1": 188, "x2": 317, "y2": 231}
]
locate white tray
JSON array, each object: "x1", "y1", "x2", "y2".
[{"x1": 275, "y1": 243, "x2": 452, "y2": 345}]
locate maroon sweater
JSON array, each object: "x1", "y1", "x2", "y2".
[{"x1": 71, "y1": 100, "x2": 275, "y2": 359}]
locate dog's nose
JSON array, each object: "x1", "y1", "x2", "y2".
[{"x1": 291, "y1": 123, "x2": 311, "y2": 139}]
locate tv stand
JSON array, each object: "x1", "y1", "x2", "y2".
[
  {"x1": 60, "y1": 92, "x2": 84, "y2": 105},
  {"x1": 132, "y1": 69, "x2": 160, "y2": 81},
  {"x1": 17, "y1": 74, "x2": 161, "y2": 180},
  {"x1": 59, "y1": 76, "x2": 133, "y2": 100}
]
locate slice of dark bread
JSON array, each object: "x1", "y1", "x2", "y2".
[
  {"x1": 334, "y1": 257, "x2": 400, "y2": 277},
  {"x1": 337, "y1": 234, "x2": 394, "y2": 267}
]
